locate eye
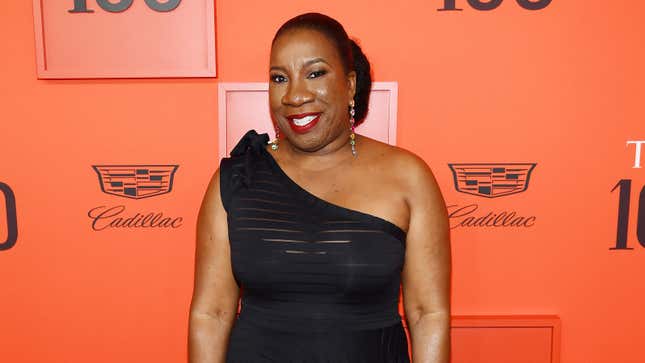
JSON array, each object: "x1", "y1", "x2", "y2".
[
  {"x1": 307, "y1": 70, "x2": 327, "y2": 79},
  {"x1": 270, "y1": 74, "x2": 287, "y2": 83}
]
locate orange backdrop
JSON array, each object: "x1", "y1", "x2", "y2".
[{"x1": 1, "y1": 1, "x2": 643, "y2": 362}]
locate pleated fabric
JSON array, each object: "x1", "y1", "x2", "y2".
[{"x1": 221, "y1": 130, "x2": 410, "y2": 362}]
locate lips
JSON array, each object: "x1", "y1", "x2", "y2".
[{"x1": 286, "y1": 112, "x2": 322, "y2": 134}]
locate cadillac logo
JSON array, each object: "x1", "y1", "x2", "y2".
[
  {"x1": 448, "y1": 163, "x2": 536, "y2": 198},
  {"x1": 92, "y1": 165, "x2": 178, "y2": 199}
]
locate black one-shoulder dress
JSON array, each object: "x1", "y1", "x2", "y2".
[{"x1": 220, "y1": 130, "x2": 410, "y2": 363}]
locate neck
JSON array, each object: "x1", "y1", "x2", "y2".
[{"x1": 277, "y1": 129, "x2": 357, "y2": 172}]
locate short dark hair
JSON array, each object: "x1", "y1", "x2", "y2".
[{"x1": 272, "y1": 12, "x2": 372, "y2": 126}]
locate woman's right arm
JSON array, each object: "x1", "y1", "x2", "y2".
[{"x1": 188, "y1": 168, "x2": 240, "y2": 363}]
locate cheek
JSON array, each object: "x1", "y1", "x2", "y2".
[
  {"x1": 268, "y1": 87, "x2": 283, "y2": 111},
  {"x1": 314, "y1": 83, "x2": 329, "y2": 99},
  {"x1": 317, "y1": 81, "x2": 345, "y2": 111},
  {"x1": 321, "y1": 77, "x2": 348, "y2": 105},
  {"x1": 313, "y1": 83, "x2": 338, "y2": 108}
]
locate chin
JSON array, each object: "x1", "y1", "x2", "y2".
[{"x1": 296, "y1": 134, "x2": 326, "y2": 150}]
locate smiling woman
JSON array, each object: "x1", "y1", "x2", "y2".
[
  {"x1": 267, "y1": 15, "x2": 371, "y2": 155},
  {"x1": 189, "y1": 12, "x2": 451, "y2": 363}
]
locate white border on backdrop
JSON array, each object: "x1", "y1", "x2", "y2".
[{"x1": 217, "y1": 82, "x2": 399, "y2": 159}]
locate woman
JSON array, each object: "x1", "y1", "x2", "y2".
[{"x1": 189, "y1": 12, "x2": 451, "y2": 363}]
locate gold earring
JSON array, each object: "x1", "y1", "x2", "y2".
[
  {"x1": 270, "y1": 125, "x2": 280, "y2": 151},
  {"x1": 349, "y1": 101, "x2": 357, "y2": 157}
]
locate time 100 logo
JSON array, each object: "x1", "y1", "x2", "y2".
[
  {"x1": 0, "y1": 182, "x2": 17, "y2": 252},
  {"x1": 611, "y1": 141, "x2": 645, "y2": 250},
  {"x1": 612, "y1": 181, "x2": 645, "y2": 250},
  {"x1": 69, "y1": 0, "x2": 181, "y2": 13},
  {"x1": 438, "y1": 0, "x2": 551, "y2": 11}
]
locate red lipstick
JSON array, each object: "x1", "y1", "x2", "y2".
[{"x1": 286, "y1": 112, "x2": 321, "y2": 134}]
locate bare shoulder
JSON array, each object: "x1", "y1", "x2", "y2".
[{"x1": 359, "y1": 134, "x2": 443, "y2": 204}]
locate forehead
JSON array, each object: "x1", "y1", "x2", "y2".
[{"x1": 270, "y1": 28, "x2": 342, "y2": 66}]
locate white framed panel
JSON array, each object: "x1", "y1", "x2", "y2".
[
  {"x1": 218, "y1": 82, "x2": 399, "y2": 159},
  {"x1": 32, "y1": 0, "x2": 216, "y2": 78}
]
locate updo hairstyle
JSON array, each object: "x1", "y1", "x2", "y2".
[{"x1": 272, "y1": 12, "x2": 372, "y2": 126}]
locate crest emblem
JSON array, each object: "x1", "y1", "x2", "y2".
[
  {"x1": 92, "y1": 165, "x2": 179, "y2": 199},
  {"x1": 448, "y1": 163, "x2": 536, "y2": 198}
]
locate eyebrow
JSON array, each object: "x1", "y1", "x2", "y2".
[
  {"x1": 304, "y1": 57, "x2": 329, "y2": 67},
  {"x1": 270, "y1": 57, "x2": 330, "y2": 72}
]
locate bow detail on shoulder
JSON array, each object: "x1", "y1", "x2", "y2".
[
  {"x1": 229, "y1": 129, "x2": 270, "y2": 190},
  {"x1": 230, "y1": 129, "x2": 270, "y2": 157}
]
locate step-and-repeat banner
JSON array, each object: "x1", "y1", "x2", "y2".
[{"x1": 1, "y1": 1, "x2": 643, "y2": 362}]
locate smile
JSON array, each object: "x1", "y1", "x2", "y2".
[
  {"x1": 292, "y1": 115, "x2": 317, "y2": 126},
  {"x1": 286, "y1": 112, "x2": 322, "y2": 134}
]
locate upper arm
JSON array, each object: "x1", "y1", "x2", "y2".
[
  {"x1": 399, "y1": 152, "x2": 451, "y2": 322},
  {"x1": 189, "y1": 167, "x2": 240, "y2": 319}
]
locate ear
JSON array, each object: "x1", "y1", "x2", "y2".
[{"x1": 347, "y1": 70, "x2": 357, "y2": 104}]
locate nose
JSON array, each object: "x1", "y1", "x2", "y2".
[{"x1": 281, "y1": 78, "x2": 314, "y2": 107}]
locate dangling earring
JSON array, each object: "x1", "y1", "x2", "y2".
[
  {"x1": 270, "y1": 124, "x2": 280, "y2": 151},
  {"x1": 349, "y1": 101, "x2": 357, "y2": 157}
]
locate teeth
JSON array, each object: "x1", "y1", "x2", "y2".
[{"x1": 292, "y1": 115, "x2": 317, "y2": 126}]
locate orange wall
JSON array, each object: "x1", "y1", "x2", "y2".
[{"x1": 1, "y1": 1, "x2": 644, "y2": 362}]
